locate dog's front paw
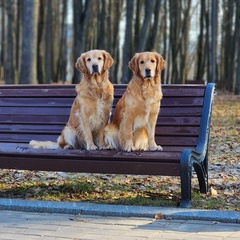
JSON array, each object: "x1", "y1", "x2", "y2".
[
  {"x1": 87, "y1": 144, "x2": 98, "y2": 150},
  {"x1": 149, "y1": 145, "x2": 163, "y2": 151},
  {"x1": 63, "y1": 144, "x2": 74, "y2": 149},
  {"x1": 99, "y1": 144, "x2": 114, "y2": 150},
  {"x1": 124, "y1": 145, "x2": 136, "y2": 152}
]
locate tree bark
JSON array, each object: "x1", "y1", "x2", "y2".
[
  {"x1": 235, "y1": 0, "x2": 240, "y2": 95},
  {"x1": 72, "y1": 0, "x2": 91, "y2": 84},
  {"x1": 20, "y1": 0, "x2": 39, "y2": 84},
  {"x1": 0, "y1": 0, "x2": 5, "y2": 81},
  {"x1": 37, "y1": 1, "x2": 45, "y2": 84},
  {"x1": 5, "y1": 0, "x2": 15, "y2": 84},
  {"x1": 137, "y1": 0, "x2": 155, "y2": 52},
  {"x1": 121, "y1": 0, "x2": 134, "y2": 84},
  {"x1": 44, "y1": 0, "x2": 52, "y2": 84}
]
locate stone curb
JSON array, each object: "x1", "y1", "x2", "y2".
[{"x1": 0, "y1": 198, "x2": 239, "y2": 223}]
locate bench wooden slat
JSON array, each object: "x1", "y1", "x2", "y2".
[
  {"x1": 0, "y1": 125, "x2": 199, "y2": 136},
  {"x1": 0, "y1": 96, "x2": 204, "y2": 108},
  {"x1": 0, "y1": 84, "x2": 206, "y2": 97},
  {"x1": 0, "y1": 142, "x2": 188, "y2": 153},
  {"x1": 0, "y1": 134, "x2": 198, "y2": 147},
  {"x1": 0, "y1": 115, "x2": 69, "y2": 124},
  {"x1": 0, "y1": 156, "x2": 181, "y2": 176},
  {"x1": 0, "y1": 106, "x2": 203, "y2": 117},
  {"x1": 0, "y1": 116, "x2": 201, "y2": 127},
  {"x1": 0, "y1": 98, "x2": 74, "y2": 107}
]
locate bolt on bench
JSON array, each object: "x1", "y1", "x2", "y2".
[{"x1": 0, "y1": 83, "x2": 215, "y2": 207}]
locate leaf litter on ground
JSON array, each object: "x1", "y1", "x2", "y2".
[{"x1": 0, "y1": 92, "x2": 239, "y2": 210}]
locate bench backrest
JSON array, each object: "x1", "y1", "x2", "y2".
[{"x1": 0, "y1": 84, "x2": 207, "y2": 151}]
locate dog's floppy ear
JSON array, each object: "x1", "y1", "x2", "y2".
[
  {"x1": 75, "y1": 53, "x2": 88, "y2": 74},
  {"x1": 128, "y1": 53, "x2": 140, "y2": 75},
  {"x1": 102, "y1": 50, "x2": 114, "y2": 72},
  {"x1": 155, "y1": 53, "x2": 166, "y2": 75}
]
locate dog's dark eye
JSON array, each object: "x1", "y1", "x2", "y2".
[
  {"x1": 98, "y1": 57, "x2": 102, "y2": 60},
  {"x1": 151, "y1": 60, "x2": 155, "y2": 63},
  {"x1": 140, "y1": 60, "x2": 144, "y2": 64},
  {"x1": 87, "y1": 58, "x2": 91, "y2": 62}
]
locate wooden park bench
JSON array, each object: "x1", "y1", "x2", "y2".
[{"x1": 0, "y1": 83, "x2": 215, "y2": 208}]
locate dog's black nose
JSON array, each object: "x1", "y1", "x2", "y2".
[
  {"x1": 145, "y1": 68, "x2": 150, "y2": 73},
  {"x1": 145, "y1": 68, "x2": 151, "y2": 76},
  {"x1": 92, "y1": 64, "x2": 99, "y2": 73}
]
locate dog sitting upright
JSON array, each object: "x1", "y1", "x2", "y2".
[
  {"x1": 30, "y1": 50, "x2": 114, "y2": 150},
  {"x1": 104, "y1": 52, "x2": 166, "y2": 152}
]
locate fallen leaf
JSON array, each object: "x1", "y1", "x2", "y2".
[
  {"x1": 155, "y1": 213, "x2": 164, "y2": 220},
  {"x1": 210, "y1": 187, "x2": 218, "y2": 196}
]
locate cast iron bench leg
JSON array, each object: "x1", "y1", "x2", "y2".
[{"x1": 179, "y1": 149, "x2": 193, "y2": 208}]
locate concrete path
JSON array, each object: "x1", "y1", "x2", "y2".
[{"x1": 0, "y1": 210, "x2": 240, "y2": 240}]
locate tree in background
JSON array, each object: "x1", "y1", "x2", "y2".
[
  {"x1": 19, "y1": 0, "x2": 38, "y2": 84},
  {"x1": 235, "y1": 0, "x2": 240, "y2": 95},
  {"x1": 121, "y1": 0, "x2": 134, "y2": 83}
]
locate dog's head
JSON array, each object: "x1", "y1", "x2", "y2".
[
  {"x1": 129, "y1": 52, "x2": 166, "y2": 79},
  {"x1": 75, "y1": 50, "x2": 114, "y2": 75}
]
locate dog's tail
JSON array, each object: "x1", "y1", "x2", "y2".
[
  {"x1": 29, "y1": 140, "x2": 59, "y2": 149},
  {"x1": 104, "y1": 123, "x2": 119, "y2": 149}
]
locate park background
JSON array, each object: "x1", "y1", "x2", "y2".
[{"x1": 0, "y1": 0, "x2": 240, "y2": 94}]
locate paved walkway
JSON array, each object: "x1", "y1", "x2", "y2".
[{"x1": 0, "y1": 210, "x2": 240, "y2": 240}]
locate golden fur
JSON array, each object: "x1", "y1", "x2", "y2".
[
  {"x1": 104, "y1": 52, "x2": 166, "y2": 152},
  {"x1": 29, "y1": 50, "x2": 114, "y2": 150}
]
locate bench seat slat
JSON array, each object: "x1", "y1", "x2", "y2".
[
  {"x1": 0, "y1": 142, "x2": 187, "y2": 153},
  {"x1": 0, "y1": 146, "x2": 181, "y2": 162},
  {"x1": 0, "y1": 133, "x2": 198, "y2": 147}
]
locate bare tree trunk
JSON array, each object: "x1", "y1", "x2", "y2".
[
  {"x1": 52, "y1": 0, "x2": 61, "y2": 83},
  {"x1": 221, "y1": 0, "x2": 234, "y2": 90},
  {"x1": 16, "y1": 0, "x2": 22, "y2": 83},
  {"x1": 111, "y1": 0, "x2": 123, "y2": 83},
  {"x1": 134, "y1": 0, "x2": 143, "y2": 52},
  {"x1": 59, "y1": 0, "x2": 67, "y2": 83},
  {"x1": 196, "y1": 0, "x2": 206, "y2": 81},
  {"x1": 20, "y1": 0, "x2": 39, "y2": 84},
  {"x1": 37, "y1": 1, "x2": 45, "y2": 84},
  {"x1": 45, "y1": 0, "x2": 52, "y2": 84},
  {"x1": 5, "y1": 0, "x2": 15, "y2": 84},
  {"x1": 121, "y1": 0, "x2": 134, "y2": 83},
  {"x1": 235, "y1": 0, "x2": 240, "y2": 95},
  {"x1": 137, "y1": 0, "x2": 155, "y2": 52},
  {"x1": 0, "y1": 0, "x2": 5, "y2": 81},
  {"x1": 146, "y1": 0, "x2": 162, "y2": 51},
  {"x1": 169, "y1": 0, "x2": 181, "y2": 83},
  {"x1": 99, "y1": 0, "x2": 106, "y2": 49},
  {"x1": 180, "y1": 0, "x2": 191, "y2": 83},
  {"x1": 72, "y1": 0, "x2": 91, "y2": 84},
  {"x1": 163, "y1": 0, "x2": 168, "y2": 83}
]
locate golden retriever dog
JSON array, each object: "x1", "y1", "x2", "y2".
[
  {"x1": 29, "y1": 49, "x2": 114, "y2": 150},
  {"x1": 104, "y1": 52, "x2": 166, "y2": 152}
]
